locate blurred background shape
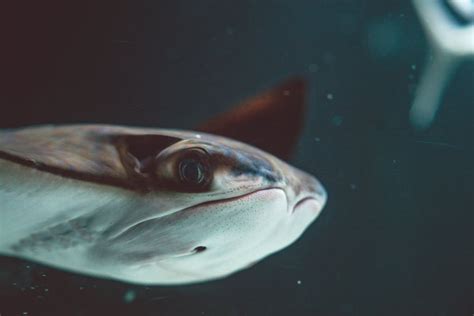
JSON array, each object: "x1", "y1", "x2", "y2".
[{"x1": 410, "y1": 0, "x2": 474, "y2": 129}]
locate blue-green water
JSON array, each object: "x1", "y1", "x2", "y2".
[{"x1": 1, "y1": 1, "x2": 472, "y2": 315}]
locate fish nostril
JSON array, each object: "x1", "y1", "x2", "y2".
[
  {"x1": 293, "y1": 196, "x2": 316, "y2": 210},
  {"x1": 193, "y1": 246, "x2": 207, "y2": 253},
  {"x1": 294, "y1": 176, "x2": 327, "y2": 209}
]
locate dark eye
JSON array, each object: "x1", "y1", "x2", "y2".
[
  {"x1": 177, "y1": 149, "x2": 211, "y2": 189},
  {"x1": 179, "y1": 159, "x2": 205, "y2": 184}
]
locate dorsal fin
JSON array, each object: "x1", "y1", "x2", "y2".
[{"x1": 196, "y1": 78, "x2": 307, "y2": 160}]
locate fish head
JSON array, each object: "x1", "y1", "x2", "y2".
[{"x1": 97, "y1": 131, "x2": 327, "y2": 284}]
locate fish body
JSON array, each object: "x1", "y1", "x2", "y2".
[{"x1": 0, "y1": 80, "x2": 327, "y2": 285}]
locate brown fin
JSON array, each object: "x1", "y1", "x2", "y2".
[{"x1": 196, "y1": 78, "x2": 307, "y2": 160}]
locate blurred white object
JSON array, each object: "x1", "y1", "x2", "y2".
[
  {"x1": 410, "y1": 0, "x2": 474, "y2": 129},
  {"x1": 447, "y1": 0, "x2": 474, "y2": 22}
]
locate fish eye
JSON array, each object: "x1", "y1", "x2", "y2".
[
  {"x1": 179, "y1": 159, "x2": 205, "y2": 184},
  {"x1": 177, "y1": 149, "x2": 211, "y2": 190}
]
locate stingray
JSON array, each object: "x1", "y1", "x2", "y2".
[{"x1": 0, "y1": 79, "x2": 327, "y2": 285}]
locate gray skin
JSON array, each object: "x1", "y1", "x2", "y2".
[{"x1": 0, "y1": 125, "x2": 326, "y2": 285}]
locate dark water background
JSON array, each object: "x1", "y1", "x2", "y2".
[{"x1": 1, "y1": 1, "x2": 473, "y2": 315}]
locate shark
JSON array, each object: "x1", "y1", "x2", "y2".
[{"x1": 0, "y1": 79, "x2": 327, "y2": 285}]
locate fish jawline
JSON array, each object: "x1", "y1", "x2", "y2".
[{"x1": 111, "y1": 187, "x2": 282, "y2": 239}]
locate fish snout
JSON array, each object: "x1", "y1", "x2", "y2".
[{"x1": 285, "y1": 166, "x2": 327, "y2": 214}]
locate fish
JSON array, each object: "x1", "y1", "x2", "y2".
[{"x1": 0, "y1": 79, "x2": 327, "y2": 285}]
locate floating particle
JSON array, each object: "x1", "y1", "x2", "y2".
[
  {"x1": 124, "y1": 289, "x2": 137, "y2": 303},
  {"x1": 308, "y1": 64, "x2": 319, "y2": 72},
  {"x1": 323, "y1": 52, "x2": 335, "y2": 64},
  {"x1": 331, "y1": 115, "x2": 344, "y2": 127},
  {"x1": 327, "y1": 93, "x2": 334, "y2": 100},
  {"x1": 367, "y1": 19, "x2": 402, "y2": 59},
  {"x1": 297, "y1": 280, "x2": 302, "y2": 285}
]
